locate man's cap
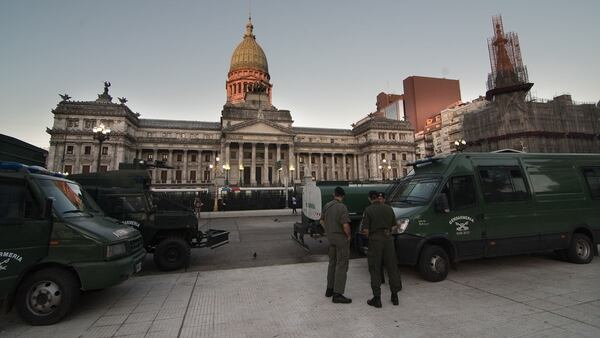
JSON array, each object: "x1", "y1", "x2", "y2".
[
  {"x1": 377, "y1": 192, "x2": 386, "y2": 199},
  {"x1": 334, "y1": 186, "x2": 345, "y2": 197}
]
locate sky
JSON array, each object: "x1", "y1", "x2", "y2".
[{"x1": 1, "y1": 0, "x2": 599, "y2": 149}]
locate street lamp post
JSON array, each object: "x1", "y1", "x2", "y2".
[
  {"x1": 239, "y1": 164, "x2": 244, "y2": 186},
  {"x1": 454, "y1": 139, "x2": 467, "y2": 152},
  {"x1": 287, "y1": 165, "x2": 295, "y2": 209},
  {"x1": 223, "y1": 164, "x2": 230, "y2": 185},
  {"x1": 92, "y1": 124, "x2": 111, "y2": 172}
]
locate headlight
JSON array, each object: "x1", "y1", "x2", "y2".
[
  {"x1": 106, "y1": 243, "x2": 127, "y2": 258},
  {"x1": 392, "y1": 218, "x2": 410, "y2": 234}
]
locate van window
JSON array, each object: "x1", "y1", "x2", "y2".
[
  {"x1": 478, "y1": 166, "x2": 529, "y2": 203},
  {"x1": 528, "y1": 168, "x2": 582, "y2": 195},
  {"x1": 582, "y1": 167, "x2": 600, "y2": 199},
  {"x1": 0, "y1": 180, "x2": 39, "y2": 223},
  {"x1": 448, "y1": 176, "x2": 476, "y2": 209}
]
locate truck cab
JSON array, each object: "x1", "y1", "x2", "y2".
[
  {"x1": 70, "y1": 168, "x2": 229, "y2": 271},
  {"x1": 0, "y1": 162, "x2": 145, "y2": 325}
]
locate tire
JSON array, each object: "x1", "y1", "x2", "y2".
[
  {"x1": 154, "y1": 236, "x2": 191, "y2": 271},
  {"x1": 567, "y1": 233, "x2": 593, "y2": 264},
  {"x1": 418, "y1": 244, "x2": 449, "y2": 282},
  {"x1": 15, "y1": 268, "x2": 80, "y2": 325}
]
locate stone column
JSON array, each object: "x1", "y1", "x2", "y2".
[
  {"x1": 307, "y1": 153, "x2": 312, "y2": 177},
  {"x1": 330, "y1": 153, "x2": 335, "y2": 180},
  {"x1": 183, "y1": 150, "x2": 188, "y2": 183},
  {"x1": 263, "y1": 143, "x2": 269, "y2": 186},
  {"x1": 225, "y1": 143, "x2": 230, "y2": 166},
  {"x1": 342, "y1": 153, "x2": 347, "y2": 180},
  {"x1": 238, "y1": 143, "x2": 244, "y2": 185},
  {"x1": 319, "y1": 153, "x2": 324, "y2": 180},
  {"x1": 276, "y1": 144, "x2": 281, "y2": 185},
  {"x1": 296, "y1": 152, "x2": 300, "y2": 181},
  {"x1": 353, "y1": 154, "x2": 358, "y2": 180},
  {"x1": 251, "y1": 143, "x2": 257, "y2": 186},
  {"x1": 167, "y1": 150, "x2": 173, "y2": 183},
  {"x1": 288, "y1": 144, "x2": 295, "y2": 183}
]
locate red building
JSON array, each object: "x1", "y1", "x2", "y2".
[{"x1": 403, "y1": 76, "x2": 461, "y2": 132}]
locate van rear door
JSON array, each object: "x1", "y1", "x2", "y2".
[{"x1": 0, "y1": 175, "x2": 51, "y2": 301}]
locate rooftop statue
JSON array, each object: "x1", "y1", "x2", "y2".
[{"x1": 59, "y1": 93, "x2": 71, "y2": 102}]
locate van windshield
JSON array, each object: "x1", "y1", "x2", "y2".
[
  {"x1": 388, "y1": 176, "x2": 441, "y2": 206},
  {"x1": 37, "y1": 178, "x2": 101, "y2": 216}
]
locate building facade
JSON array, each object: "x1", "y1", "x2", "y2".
[
  {"x1": 46, "y1": 19, "x2": 415, "y2": 187},
  {"x1": 403, "y1": 76, "x2": 462, "y2": 132}
]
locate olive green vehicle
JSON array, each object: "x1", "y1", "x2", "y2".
[
  {"x1": 0, "y1": 162, "x2": 145, "y2": 325},
  {"x1": 292, "y1": 180, "x2": 391, "y2": 253},
  {"x1": 388, "y1": 153, "x2": 600, "y2": 282},
  {"x1": 70, "y1": 169, "x2": 229, "y2": 271}
]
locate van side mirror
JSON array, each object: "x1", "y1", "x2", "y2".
[{"x1": 435, "y1": 194, "x2": 450, "y2": 214}]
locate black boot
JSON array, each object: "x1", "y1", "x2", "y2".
[
  {"x1": 391, "y1": 292, "x2": 399, "y2": 306},
  {"x1": 332, "y1": 293, "x2": 352, "y2": 304},
  {"x1": 325, "y1": 288, "x2": 333, "y2": 297},
  {"x1": 367, "y1": 296, "x2": 382, "y2": 308}
]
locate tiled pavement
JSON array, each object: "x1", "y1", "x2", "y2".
[{"x1": 1, "y1": 255, "x2": 599, "y2": 337}]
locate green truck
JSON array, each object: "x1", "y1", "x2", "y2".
[
  {"x1": 0, "y1": 162, "x2": 145, "y2": 325},
  {"x1": 292, "y1": 180, "x2": 391, "y2": 253},
  {"x1": 389, "y1": 152, "x2": 600, "y2": 281},
  {"x1": 70, "y1": 169, "x2": 229, "y2": 271}
]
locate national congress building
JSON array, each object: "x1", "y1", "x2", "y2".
[{"x1": 46, "y1": 19, "x2": 415, "y2": 187}]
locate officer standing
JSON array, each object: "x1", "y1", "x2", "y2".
[
  {"x1": 362, "y1": 191, "x2": 402, "y2": 308},
  {"x1": 321, "y1": 187, "x2": 352, "y2": 304}
]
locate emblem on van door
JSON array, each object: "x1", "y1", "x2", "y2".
[
  {"x1": 449, "y1": 216, "x2": 474, "y2": 236},
  {"x1": 0, "y1": 252, "x2": 23, "y2": 271}
]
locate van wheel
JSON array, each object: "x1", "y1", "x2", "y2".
[
  {"x1": 154, "y1": 236, "x2": 190, "y2": 271},
  {"x1": 15, "y1": 268, "x2": 79, "y2": 325},
  {"x1": 418, "y1": 245, "x2": 449, "y2": 282},
  {"x1": 567, "y1": 234, "x2": 593, "y2": 264}
]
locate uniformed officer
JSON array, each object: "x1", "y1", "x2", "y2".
[
  {"x1": 321, "y1": 186, "x2": 352, "y2": 304},
  {"x1": 362, "y1": 191, "x2": 402, "y2": 308}
]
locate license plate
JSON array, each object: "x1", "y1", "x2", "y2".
[{"x1": 135, "y1": 262, "x2": 142, "y2": 273}]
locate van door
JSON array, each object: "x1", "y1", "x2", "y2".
[
  {"x1": 0, "y1": 175, "x2": 51, "y2": 300},
  {"x1": 438, "y1": 175, "x2": 485, "y2": 259},
  {"x1": 476, "y1": 165, "x2": 537, "y2": 257}
]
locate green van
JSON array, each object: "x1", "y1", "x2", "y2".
[
  {"x1": 0, "y1": 162, "x2": 146, "y2": 325},
  {"x1": 389, "y1": 153, "x2": 600, "y2": 282}
]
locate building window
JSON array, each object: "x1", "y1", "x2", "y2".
[
  {"x1": 268, "y1": 152, "x2": 273, "y2": 160},
  {"x1": 299, "y1": 156, "x2": 304, "y2": 163},
  {"x1": 378, "y1": 132, "x2": 385, "y2": 140},
  {"x1": 334, "y1": 156, "x2": 338, "y2": 164},
  {"x1": 311, "y1": 156, "x2": 315, "y2": 164},
  {"x1": 393, "y1": 168, "x2": 398, "y2": 178},
  {"x1": 162, "y1": 153, "x2": 168, "y2": 161},
  {"x1": 330, "y1": 139, "x2": 335, "y2": 144},
  {"x1": 64, "y1": 165, "x2": 72, "y2": 175},
  {"x1": 66, "y1": 145, "x2": 74, "y2": 155},
  {"x1": 392, "y1": 153, "x2": 397, "y2": 161},
  {"x1": 191, "y1": 154, "x2": 197, "y2": 162},
  {"x1": 101, "y1": 146, "x2": 108, "y2": 155},
  {"x1": 230, "y1": 151, "x2": 237, "y2": 160},
  {"x1": 147, "y1": 153, "x2": 153, "y2": 161},
  {"x1": 203, "y1": 170, "x2": 210, "y2": 182},
  {"x1": 402, "y1": 153, "x2": 407, "y2": 161},
  {"x1": 205, "y1": 154, "x2": 211, "y2": 162},
  {"x1": 389, "y1": 133, "x2": 396, "y2": 140},
  {"x1": 381, "y1": 153, "x2": 386, "y2": 160},
  {"x1": 100, "y1": 165, "x2": 108, "y2": 172},
  {"x1": 175, "y1": 170, "x2": 182, "y2": 183},
  {"x1": 323, "y1": 157, "x2": 327, "y2": 164},
  {"x1": 84, "y1": 120, "x2": 96, "y2": 129},
  {"x1": 67, "y1": 119, "x2": 79, "y2": 128},
  {"x1": 82, "y1": 165, "x2": 90, "y2": 174},
  {"x1": 189, "y1": 170, "x2": 196, "y2": 183},
  {"x1": 176, "y1": 154, "x2": 183, "y2": 162},
  {"x1": 84, "y1": 146, "x2": 91, "y2": 155}
]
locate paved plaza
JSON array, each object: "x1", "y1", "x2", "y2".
[{"x1": 1, "y1": 252, "x2": 599, "y2": 338}]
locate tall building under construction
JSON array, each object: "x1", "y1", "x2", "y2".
[{"x1": 463, "y1": 15, "x2": 600, "y2": 153}]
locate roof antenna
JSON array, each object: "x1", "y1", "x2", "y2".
[{"x1": 248, "y1": 0, "x2": 252, "y2": 21}]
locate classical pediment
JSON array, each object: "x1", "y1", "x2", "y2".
[{"x1": 223, "y1": 119, "x2": 294, "y2": 135}]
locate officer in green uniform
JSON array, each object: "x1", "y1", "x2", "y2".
[
  {"x1": 321, "y1": 187, "x2": 352, "y2": 304},
  {"x1": 362, "y1": 191, "x2": 402, "y2": 308}
]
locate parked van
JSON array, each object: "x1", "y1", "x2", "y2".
[
  {"x1": 388, "y1": 153, "x2": 600, "y2": 282},
  {"x1": 0, "y1": 162, "x2": 145, "y2": 325}
]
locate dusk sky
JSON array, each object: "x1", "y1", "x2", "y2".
[{"x1": 1, "y1": 0, "x2": 598, "y2": 148}]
